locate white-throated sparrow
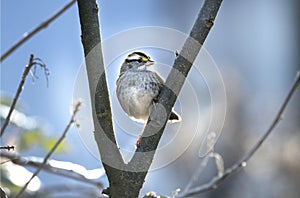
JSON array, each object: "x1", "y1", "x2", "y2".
[{"x1": 116, "y1": 51, "x2": 180, "y2": 123}]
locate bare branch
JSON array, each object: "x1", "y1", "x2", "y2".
[
  {"x1": 132, "y1": 0, "x2": 223, "y2": 155},
  {"x1": 15, "y1": 101, "x2": 82, "y2": 198},
  {"x1": 76, "y1": 1, "x2": 126, "y2": 196},
  {"x1": 0, "y1": 152, "x2": 103, "y2": 188},
  {"x1": 0, "y1": 55, "x2": 34, "y2": 137},
  {"x1": 0, "y1": 55, "x2": 49, "y2": 137},
  {"x1": 0, "y1": 0, "x2": 76, "y2": 62},
  {"x1": 207, "y1": 132, "x2": 224, "y2": 177},
  {"x1": 179, "y1": 71, "x2": 300, "y2": 197},
  {"x1": 0, "y1": 146, "x2": 15, "y2": 151},
  {"x1": 31, "y1": 57, "x2": 50, "y2": 87},
  {"x1": 127, "y1": 0, "x2": 223, "y2": 193}
]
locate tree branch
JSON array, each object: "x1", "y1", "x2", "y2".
[
  {"x1": 0, "y1": 146, "x2": 15, "y2": 151},
  {"x1": 0, "y1": 0, "x2": 76, "y2": 62},
  {"x1": 0, "y1": 152, "x2": 103, "y2": 188},
  {"x1": 0, "y1": 55, "x2": 49, "y2": 137},
  {"x1": 0, "y1": 55, "x2": 34, "y2": 137},
  {"x1": 127, "y1": 0, "x2": 223, "y2": 191},
  {"x1": 15, "y1": 101, "x2": 82, "y2": 198},
  {"x1": 179, "y1": 71, "x2": 300, "y2": 197},
  {"x1": 132, "y1": 0, "x2": 222, "y2": 155},
  {"x1": 76, "y1": 1, "x2": 125, "y2": 197}
]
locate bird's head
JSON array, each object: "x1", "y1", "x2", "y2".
[{"x1": 120, "y1": 51, "x2": 155, "y2": 73}]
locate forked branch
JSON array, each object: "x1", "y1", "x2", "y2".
[{"x1": 77, "y1": 0, "x2": 223, "y2": 197}]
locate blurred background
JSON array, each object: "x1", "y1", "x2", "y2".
[{"x1": 1, "y1": 0, "x2": 300, "y2": 197}]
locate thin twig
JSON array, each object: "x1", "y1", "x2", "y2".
[
  {"x1": 0, "y1": 152, "x2": 103, "y2": 188},
  {"x1": 15, "y1": 101, "x2": 82, "y2": 198},
  {"x1": 0, "y1": 54, "x2": 34, "y2": 137},
  {"x1": 31, "y1": 57, "x2": 50, "y2": 87},
  {"x1": 0, "y1": 146, "x2": 15, "y2": 151},
  {"x1": 0, "y1": 55, "x2": 49, "y2": 137},
  {"x1": 0, "y1": 0, "x2": 76, "y2": 62},
  {"x1": 180, "y1": 71, "x2": 300, "y2": 197}
]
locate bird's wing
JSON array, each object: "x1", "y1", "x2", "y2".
[{"x1": 152, "y1": 72, "x2": 165, "y2": 103}]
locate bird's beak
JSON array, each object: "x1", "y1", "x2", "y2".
[{"x1": 145, "y1": 59, "x2": 155, "y2": 66}]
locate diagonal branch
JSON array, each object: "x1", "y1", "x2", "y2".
[
  {"x1": 128, "y1": 0, "x2": 223, "y2": 180},
  {"x1": 0, "y1": 0, "x2": 76, "y2": 62},
  {"x1": 15, "y1": 101, "x2": 82, "y2": 198},
  {"x1": 0, "y1": 152, "x2": 103, "y2": 188},
  {"x1": 0, "y1": 55, "x2": 49, "y2": 137},
  {"x1": 0, "y1": 55, "x2": 34, "y2": 137},
  {"x1": 179, "y1": 71, "x2": 300, "y2": 197},
  {"x1": 131, "y1": 0, "x2": 223, "y2": 156}
]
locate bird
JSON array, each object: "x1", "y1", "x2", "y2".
[{"x1": 116, "y1": 51, "x2": 181, "y2": 124}]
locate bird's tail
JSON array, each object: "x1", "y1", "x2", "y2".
[{"x1": 168, "y1": 110, "x2": 181, "y2": 123}]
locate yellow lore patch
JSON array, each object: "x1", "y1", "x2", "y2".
[{"x1": 141, "y1": 56, "x2": 149, "y2": 62}]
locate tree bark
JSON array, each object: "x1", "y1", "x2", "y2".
[{"x1": 77, "y1": 1, "x2": 125, "y2": 197}]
